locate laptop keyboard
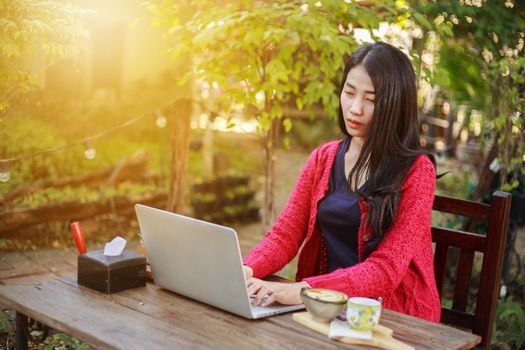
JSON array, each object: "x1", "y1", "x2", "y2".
[{"x1": 249, "y1": 296, "x2": 282, "y2": 310}]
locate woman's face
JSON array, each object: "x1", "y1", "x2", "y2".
[{"x1": 340, "y1": 65, "x2": 375, "y2": 140}]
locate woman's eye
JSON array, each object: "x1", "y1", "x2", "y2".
[
  {"x1": 345, "y1": 90, "x2": 355, "y2": 95},
  {"x1": 367, "y1": 98, "x2": 375, "y2": 102}
]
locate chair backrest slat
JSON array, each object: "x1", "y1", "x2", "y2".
[
  {"x1": 433, "y1": 195, "x2": 491, "y2": 220},
  {"x1": 432, "y1": 228, "x2": 485, "y2": 251},
  {"x1": 433, "y1": 243, "x2": 448, "y2": 297},
  {"x1": 432, "y1": 191, "x2": 511, "y2": 350},
  {"x1": 473, "y1": 191, "x2": 511, "y2": 345},
  {"x1": 452, "y1": 249, "x2": 475, "y2": 312}
]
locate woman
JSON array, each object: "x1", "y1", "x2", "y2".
[{"x1": 243, "y1": 42, "x2": 441, "y2": 322}]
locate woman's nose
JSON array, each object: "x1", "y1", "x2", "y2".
[{"x1": 349, "y1": 98, "x2": 363, "y2": 116}]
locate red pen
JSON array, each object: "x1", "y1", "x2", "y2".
[{"x1": 70, "y1": 221, "x2": 87, "y2": 254}]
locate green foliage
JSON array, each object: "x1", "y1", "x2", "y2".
[
  {"x1": 0, "y1": 312, "x2": 92, "y2": 350},
  {"x1": 146, "y1": 0, "x2": 401, "y2": 130},
  {"x1": 492, "y1": 296, "x2": 525, "y2": 349},
  {"x1": 191, "y1": 174, "x2": 259, "y2": 224},
  {"x1": 45, "y1": 332, "x2": 94, "y2": 350},
  {"x1": 435, "y1": 167, "x2": 477, "y2": 199},
  {"x1": 432, "y1": 43, "x2": 491, "y2": 109},
  {"x1": 0, "y1": 116, "x2": 69, "y2": 189},
  {"x1": 287, "y1": 115, "x2": 340, "y2": 150},
  {"x1": 0, "y1": 115, "x2": 166, "y2": 193},
  {"x1": 12, "y1": 182, "x2": 159, "y2": 208},
  {"x1": 189, "y1": 131, "x2": 263, "y2": 181},
  {"x1": 441, "y1": 297, "x2": 452, "y2": 309},
  {"x1": 0, "y1": 70, "x2": 187, "y2": 191},
  {"x1": 0, "y1": 0, "x2": 88, "y2": 112},
  {"x1": 0, "y1": 310, "x2": 13, "y2": 337},
  {"x1": 411, "y1": 1, "x2": 525, "y2": 190}
]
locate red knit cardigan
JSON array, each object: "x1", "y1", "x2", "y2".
[{"x1": 243, "y1": 139, "x2": 441, "y2": 322}]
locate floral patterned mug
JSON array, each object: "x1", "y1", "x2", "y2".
[{"x1": 346, "y1": 297, "x2": 382, "y2": 331}]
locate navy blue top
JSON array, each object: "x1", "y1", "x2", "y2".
[{"x1": 317, "y1": 137, "x2": 364, "y2": 273}]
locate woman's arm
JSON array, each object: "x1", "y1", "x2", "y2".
[
  {"x1": 243, "y1": 147, "x2": 321, "y2": 279},
  {"x1": 303, "y1": 155, "x2": 435, "y2": 297}
]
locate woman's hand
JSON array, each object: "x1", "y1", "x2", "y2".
[
  {"x1": 246, "y1": 278, "x2": 309, "y2": 307},
  {"x1": 243, "y1": 265, "x2": 253, "y2": 280}
]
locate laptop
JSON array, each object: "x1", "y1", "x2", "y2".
[{"x1": 135, "y1": 204, "x2": 304, "y2": 319}]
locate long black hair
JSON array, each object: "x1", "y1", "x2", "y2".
[{"x1": 338, "y1": 42, "x2": 435, "y2": 244}]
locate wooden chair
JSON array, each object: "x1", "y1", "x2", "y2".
[{"x1": 432, "y1": 191, "x2": 512, "y2": 349}]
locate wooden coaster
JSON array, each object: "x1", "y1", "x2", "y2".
[{"x1": 292, "y1": 311, "x2": 414, "y2": 350}]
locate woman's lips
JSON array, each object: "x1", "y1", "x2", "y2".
[{"x1": 346, "y1": 119, "x2": 362, "y2": 129}]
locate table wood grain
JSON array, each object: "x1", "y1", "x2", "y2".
[{"x1": 0, "y1": 277, "x2": 480, "y2": 350}]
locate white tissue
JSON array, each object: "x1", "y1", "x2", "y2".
[
  {"x1": 329, "y1": 318, "x2": 372, "y2": 340},
  {"x1": 103, "y1": 236, "x2": 127, "y2": 256}
]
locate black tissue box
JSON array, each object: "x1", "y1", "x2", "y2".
[{"x1": 77, "y1": 249, "x2": 147, "y2": 294}]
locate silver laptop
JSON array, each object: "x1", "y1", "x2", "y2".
[{"x1": 135, "y1": 204, "x2": 304, "y2": 319}]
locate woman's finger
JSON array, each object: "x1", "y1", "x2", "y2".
[
  {"x1": 247, "y1": 279, "x2": 264, "y2": 296},
  {"x1": 260, "y1": 292, "x2": 276, "y2": 307},
  {"x1": 255, "y1": 285, "x2": 273, "y2": 305},
  {"x1": 254, "y1": 285, "x2": 269, "y2": 304},
  {"x1": 243, "y1": 266, "x2": 253, "y2": 281},
  {"x1": 247, "y1": 283, "x2": 260, "y2": 296}
]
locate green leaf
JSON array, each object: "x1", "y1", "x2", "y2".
[
  {"x1": 30, "y1": 330, "x2": 44, "y2": 337},
  {"x1": 145, "y1": 3, "x2": 160, "y2": 15},
  {"x1": 494, "y1": 115, "x2": 506, "y2": 129},
  {"x1": 226, "y1": 119, "x2": 235, "y2": 129},
  {"x1": 411, "y1": 11, "x2": 433, "y2": 31},
  {"x1": 283, "y1": 118, "x2": 292, "y2": 133},
  {"x1": 0, "y1": 310, "x2": 13, "y2": 336},
  {"x1": 55, "y1": 333, "x2": 78, "y2": 347},
  {"x1": 271, "y1": 104, "x2": 283, "y2": 118},
  {"x1": 283, "y1": 136, "x2": 291, "y2": 150},
  {"x1": 438, "y1": 25, "x2": 453, "y2": 37},
  {"x1": 260, "y1": 113, "x2": 270, "y2": 132},
  {"x1": 296, "y1": 97, "x2": 304, "y2": 110}
]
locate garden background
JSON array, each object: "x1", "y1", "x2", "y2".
[{"x1": 0, "y1": 0, "x2": 524, "y2": 349}]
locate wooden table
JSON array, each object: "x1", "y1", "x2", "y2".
[{"x1": 0, "y1": 276, "x2": 480, "y2": 350}]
